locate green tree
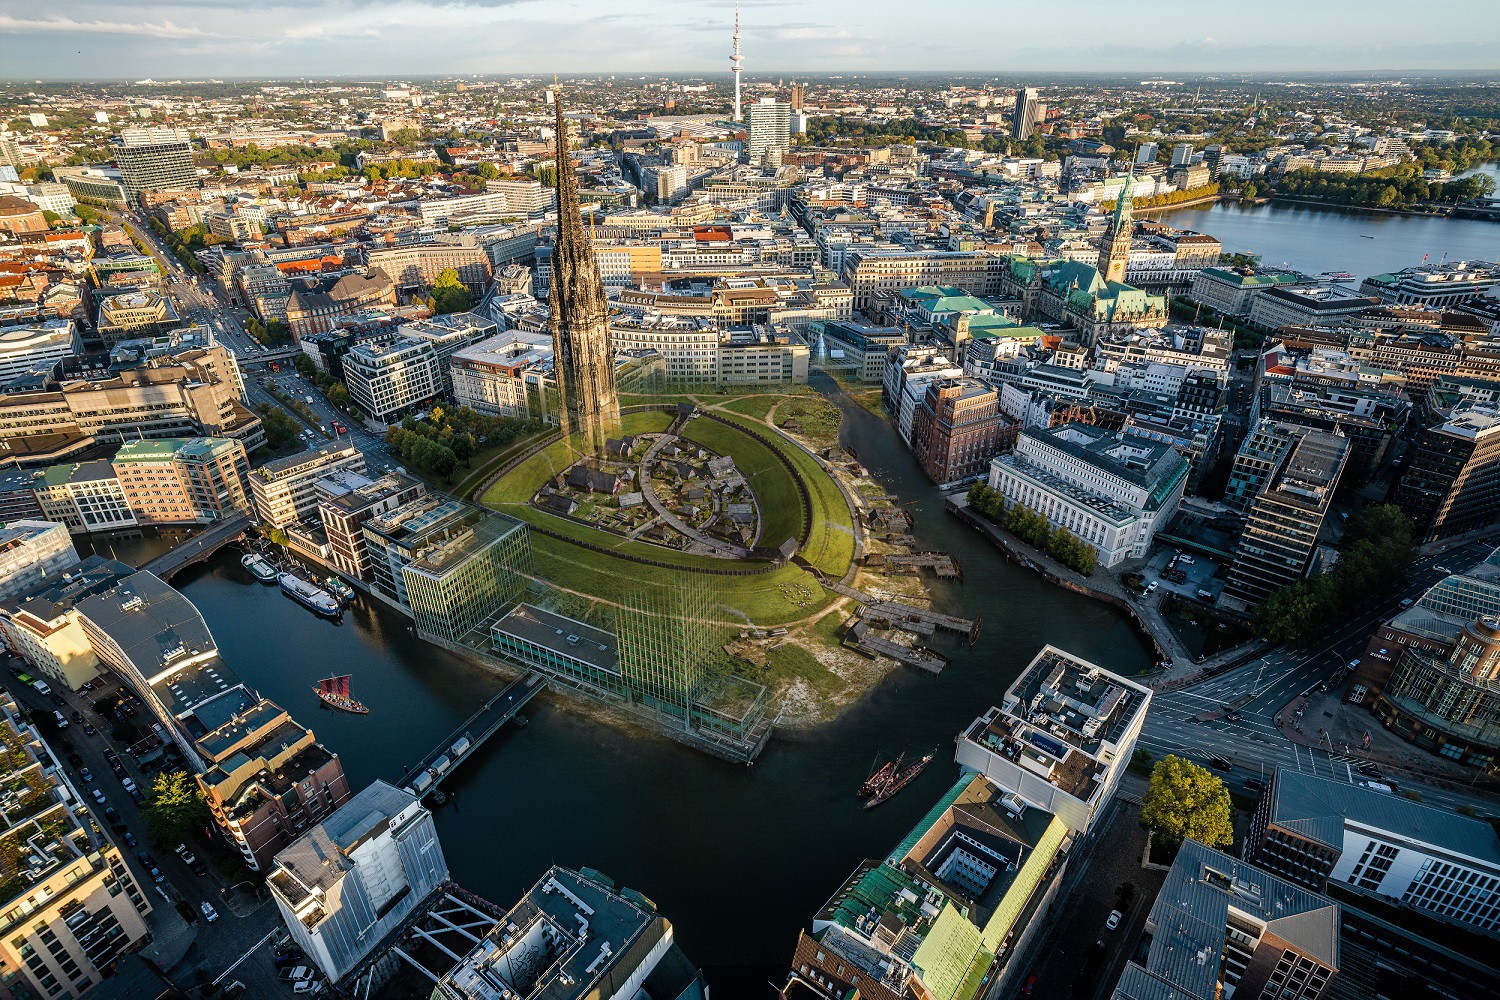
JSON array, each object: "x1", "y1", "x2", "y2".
[
  {"x1": 292, "y1": 354, "x2": 316, "y2": 379},
  {"x1": 1140, "y1": 755, "x2": 1235, "y2": 849},
  {"x1": 428, "y1": 268, "x2": 474, "y2": 315},
  {"x1": 41, "y1": 210, "x2": 62, "y2": 227},
  {"x1": 142, "y1": 771, "x2": 210, "y2": 845},
  {"x1": 1240, "y1": 181, "x2": 1259, "y2": 200}
]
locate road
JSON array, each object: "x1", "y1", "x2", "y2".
[
  {"x1": 113, "y1": 208, "x2": 396, "y2": 473},
  {"x1": 1, "y1": 657, "x2": 285, "y2": 992},
  {"x1": 1139, "y1": 541, "x2": 1497, "y2": 815}
]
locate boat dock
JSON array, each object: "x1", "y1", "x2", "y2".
[
  {"x1": 397, "y1": 672, "x2": 545, "y2": 795},
  {"x1": 864, "y1": 601, "x2": 977, "y2": 640},
  {"x1": 866, "y1": 551, "x2": 963, "y2": 580},
  {"x1": 847, "y1": 620, "x2": 948, "y2": 674}
]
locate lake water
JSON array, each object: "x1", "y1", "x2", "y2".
[{"x1": 1155, "y1": 171, "x2": 1498, "y2": 280}]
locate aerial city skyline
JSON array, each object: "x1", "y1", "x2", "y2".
[{"x1": 0, "y1": 2, "x2": 1496, "y2": 999}]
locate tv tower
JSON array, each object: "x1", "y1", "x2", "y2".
[{"x1": 731, "y1": 0, "x2": 743, "y2": 123}]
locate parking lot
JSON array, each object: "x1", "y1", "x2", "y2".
[{"x1": 1140, "y1": 548, "x2": 1223, "y2": 602}]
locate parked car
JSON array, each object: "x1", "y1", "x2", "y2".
[
  {"x1": 32, "y1": 680, "x2": 52, "y2": 696},
  {"x1": 103, "y1": 807, "x2": 124, "y2": 829},
  {"x1": 1244, "y1": 777, "x2": 1266, "y2": 792},
  {"x1": 1207, "y1": 755, "x2": 1232, "y2": 771},
  {"x1": 1146, "y1": 581, "x2": 1158, "y2": 593},
  {"x1": 200, "y1": 901, "x2": 219, "y2": 923},
  {"x1": 122, "y1": 830, "x2": 137, "y2": 847},
  {"x1": 83, "y1": 724, "x2": 96, "y2": 736},
  {"x1": 51, "y1": 711, "x2": 67, "y2": 729},
  {"x1": 279, "y1": 967, "x2": 317, "y2": 983},
  {"x1": 121, "y1": 777, "x2": 138, "y2": 795},
  {"x1": 79, "y1": 767, "x2": 93, "y2": 783},
  {"x1": 293, "y1": 982, "x2": 325, "y2": 996},
  {"x1": 69, "y1": 711, "x2": 83, "y2": 724},
  {"x1": 90, "y1": 788, "x2": 106, "y2": 804},
  {"x1": 1106, "y1": 909, "x2": 1122, "y2": 930}
]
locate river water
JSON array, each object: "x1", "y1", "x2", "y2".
[
  {"x1": 1155, "y1": 166, "x2": 1499, "y2": 280},
  {"x1": 151, "y1": 382, "x2": 1150, "y2": 995},
  {"x1": 108, "y1": 195, "x2": 1491, "y2": 994}
]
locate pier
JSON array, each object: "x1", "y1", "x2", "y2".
[{"x1": 397, "y1": 672, "x2": 545, "y2": 794}]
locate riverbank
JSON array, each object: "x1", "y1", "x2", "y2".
[
  {"x1": 1267, "y1": 194, "x2": 1469, "y2": 220},
  {"x1": 1132, "y1": 191, "x2": 1228, "y2": 216}
]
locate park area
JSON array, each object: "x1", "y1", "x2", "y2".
[{"x1": 478, "y1": 400, "x2": 858, "y2": 627}]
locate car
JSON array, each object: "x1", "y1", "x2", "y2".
[
  {"x1": 1020, "y1": 974, "x2": 1037, "y2": 997},
  {"x1": 48, "y1": 693, "x2": 65, "y2": 707},
  {"x1": 1357, "y1": 763, "x2": 1383, "y2": 778},
  {"x1": 279, "y1": 967, "x2": 317, "y2": 983},
  {"x1": 1207, "y1": 756, "x2": 1232, "y2": 771},
  {"x1": 1146, "y1": 581, "x2": 1158, "y2": 593},
  {"x1": 1435, "y1": 565, "x2": 1450, "y2": 574},
  {"x1": 103, "y1": 807, "x2": 123, "y2": 829},
  {"x1": 52, "y1": 711, "x2": 68, "y2": 728},
  {"x1": 1347, "y1": 659, "x2": 1361, "y2": 672},
  {"x1": 1106, "y1": 909, "x2": 1122, "y2": 930},
  {"x1": 200, "y1": 901, "x2": 219, "y2": 923},
  {"x1": 121, "y1": 777, "x2": 138, "y2": 795},
  {"x1": 1244, "y1": 777, "x2": 1266, "y2": 792},
  {"x1": 293, "y1": 982, "x2": 325, "y2": 996},
  {"x1": 69, "y1": 711, "x2": 83, "y2": 724},
  {"x1": 91, "y1": 788, "x2": 106, "y2": 804},
  {"x1": 1360, "y1": 781, "x2": 1394, "y2": 794},
  {"x1": 274, "y1": 950, "x2": 304, "y2": 969},
  {"x1": 79, "y1": 766, "x2": 93, "y2": 782},
  {"x1": 32, "y1": 680, "x2": 52, "y2": 696},
  {"x1": 83, "y1": 724, "x2": 96, "y2": 736},
  {"x1": 122, "y1": 830, "x2": 137, "y2": 847},
  {"x1": 102, "y1": 747, "x2": 117, "y2": 761},
  {"x1": 144, "y1": 864, "x2": 164, "y2": 883}
]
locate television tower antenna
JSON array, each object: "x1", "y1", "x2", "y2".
[{"x1": 731, "y1": 0, "x2": 743, "y2": 123}]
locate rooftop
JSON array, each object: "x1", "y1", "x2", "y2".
[
  {"x1": 1114, "y1": 840, "x2": 1338, "y2": 1000},
  {"x1": 1266, "y1": 769, "x2": 1500, "y2": 863},
  {"x1": 491, "y1": 604, "x2": 619, "y2": 675}
]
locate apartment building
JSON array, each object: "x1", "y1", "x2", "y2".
[
  {"x1": 249, "y1": 441, "x2": 367, "y2": 529},
  {"x1": 1248, "y1": 769, "x2": 1500, "y2": 934},
  {"x1": 196, "y1": 699, "x2": 353, "y2": 872},
  {"x1": 955, "y1": 644, "x2": 1151, "y2": 837},
  {"x1": 1394, "y1": 405, "x2": 1500, "y2": 541},
  {"x1": 843, "y1": 249, "x2": 1006, "y2": 314},
  {"x1": 1223, "y1": 429, "x2": 1349, "y2": 610},
  {"x1": 1111, "y1": 840, "x2": 1339, "y2": 1000},
  {"x1": 315, "y1": 472, "x2": 428, "y2": 581},
  {"x1": 112, "y1": 128, "x2": 195, "y2": 203},
  {"x1": 0, "y1": 693, "x2": 152, "y2": 998},
  {"x1": 95, "y1": 290, "x2": 181, "y2": 348},
  {"x1": 0, "y1": 344, "x2": 262, "y2": 467},
  {"x1": 449, "y1": 331, "x2": 556, "y2": 420},
  {"x1": 366, "y1": 236, "x2": 493, "y2": 293},
  {"x1": 111, "y1": 436, "x2": 251, "y2": 526},
  {"x1": 0, "y1": 557, "x2": 128, "y2": 692},
  {"x1": 484, "y1": 177, "x2": 554, "y2": 215},
  {"x1": 396, "y1": 311, "x2": 498, "y2": 393},
  {"x1": 269, "y1": 781, "x2": 449, "y2": 983},
  {"x1": 987, "y1": 423, "x2": 1189, "y2": 568},
  {"x1": 0, "y1": 520, "x2": 78, "y2": 602},
  {"x1": 0, "y1": 320, "x2": 79, "y2": 386},
  {"x1": 342, "y1": 336, "x2": 444, "y2": 425},
  {"x1": 910, "y1": 378, "x2": 1010, "y2": 484}
]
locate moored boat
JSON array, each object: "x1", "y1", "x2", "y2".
[
  {"x1": 864, "y1": 751, "x2": 935, "y2": 810},
  {"x1": 857, "y1": 753, "x2": 901, "y2": 798},
  {"x1": 324, "y1": 576, "x2": 355, "y2": 603},
  {"x1": 279, "y1": 572, "x2": 341, "y2": 617},
  {"x1": 314, "y1": 674, "x2": 369, "y2": 714},
  {"x1": 241, "y1": 552, "x2": 279, "y2": 584}
]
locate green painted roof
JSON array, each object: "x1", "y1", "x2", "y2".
[
  {"x1": 887, "y1": 774, "x2": 974, "y2": 865},
  {"x1": 112, "y1": 438, "x2": 194, "y2": 462},
  {"x1": 822, "y1": 860, "x2": 930, "y2": 934},
  {"x1": 900, "y1": 285, "x2": 969, "y2": 302},
  {"x1": 911, "y1": 905, "x2": 994, "y2": 1000}
]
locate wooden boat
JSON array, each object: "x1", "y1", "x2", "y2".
[
  {"x1": 857, "y1": 753, "x2": 901, "y2": 798},
  {"x1": 314, "y1": 674, "x2": 369, "y2": 714},
  {"x1": 864, "y1": 751, "x2": 934, "y2": 809}
]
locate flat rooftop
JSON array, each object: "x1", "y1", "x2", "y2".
[{"x1": 491, "y1": 605, "x2": 619, "y2": 675}]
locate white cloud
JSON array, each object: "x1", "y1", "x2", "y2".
[{"x1": 0, "y1": 13, "x2": 224, "y2": 39}]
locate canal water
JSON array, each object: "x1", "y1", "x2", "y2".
[
  {"x1": 1155, "y1": 171, "x2": 1499, "y2": 281},
  {"x1": 158, "y1": 384, "x2": 1151, "y2": 996}
]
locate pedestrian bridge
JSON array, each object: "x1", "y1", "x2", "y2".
[{"x1": 397, "y1": 672, "x2": 545, "y2": 795}]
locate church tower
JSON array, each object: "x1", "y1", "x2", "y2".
[
  {"x1": 1097, "y1": 174, "x2": 1135, "y2": 285},
  {"x1": 548, "y1": 88, "x2": 620, "y2": 456}
]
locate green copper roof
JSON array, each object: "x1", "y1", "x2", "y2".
[
  {"x1": 911, "y1": 904, "x2": 994, "y2": 1000},
  {"x1": 887, "y1": 774, "x2": 974, "y2": 865}
]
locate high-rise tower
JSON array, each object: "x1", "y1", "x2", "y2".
[
  {"x1": 548, "y1": 89, "x2": 620, "y2": 456},
  {"x1": 1097, "y1": 172, "x2": 1135, "y2": 284},
  {"x1": 731, "y1": 1, "x2": 744, "y2": 123}
]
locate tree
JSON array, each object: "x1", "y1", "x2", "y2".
[
  {"x1": 41, "y1": 210, "x2": 62, "y2": 227},
  {"x1": 292, "y1": 354, "x2": 316, "y2": 379},
  {"x1": 1140, "y1": 755, "x2": 1234, "y2": 849},
  {"x1": 429, "y1": 268, "x2": 473, "y2": 315},
  {"x1": 142, "y1": 771, "x2": 210, "y2": 845},
  {"x1": 1240, "y1": 181, "x2": 1259, "y2": 200}
]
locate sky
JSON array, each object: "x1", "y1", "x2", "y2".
[{"x1": 2, "y1": 0, "x2": 1497, "y2": 80}]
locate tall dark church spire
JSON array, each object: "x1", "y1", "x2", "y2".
[{"x1": 548, "y1": 87, "x2": 620, "y2": 456}]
